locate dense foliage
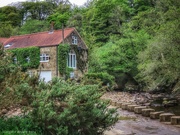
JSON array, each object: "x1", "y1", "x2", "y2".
[
  {"x1": 84, "y1": 72, "x2": 115, "y2": 87},
  {"x1": 10, "y1": 47, "x2": 40, "y2": 71},
  {"x1": 0, "y1": 44, "x2": 39, "y2": 110},
  {"x1": 58, "y1": 44, "x2": 70, "y2": 77},
  {"x1": 31, "y1": 78, "x2": 117, "y2": 135},
  {"x1": 0, "y1": 116, "x2": 42, "y2": 135}
]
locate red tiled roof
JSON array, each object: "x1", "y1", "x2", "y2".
[
  {"x1": 0, "y1": 38, "x2": 9, "y2": 44},
  {"x1": 3, "y1": 28, "x2": 75, "y2": 49}
]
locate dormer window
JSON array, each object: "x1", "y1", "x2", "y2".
[
  {"x1": 40, "y1": 54, "x2": 49, "y2": 62},
  {"x1": 72, "y1": 36, "x2": 78, "y2": 45},
  {"x1": 4, "y1": 43, "x2": 12, "y2": 48}
]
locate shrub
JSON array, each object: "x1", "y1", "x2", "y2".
[
  {"x1": 0, "y1": 116, "x2": 42, "y2": 135},
  {"x1": 30, "y1": 78, "x2": 118, "y2": 135},
  {"x1": 83, "y1": 72, "x2": 115, "y2": 87}
]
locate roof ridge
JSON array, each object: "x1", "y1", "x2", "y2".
[{"x1": 10, "y1": 27, "x2": 75, "y2": 38}]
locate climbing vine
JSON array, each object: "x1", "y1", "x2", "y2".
[
  {"x1": 58, "y1": 44, "x2": 70, "y2": 76},
  {"x1": 10, "y1": 47, "x2": 40, "y2": 71},
  {"x1": 58, "y1": 44, "x2": 88, "y2": 78},
  {"x1": 71, "y1": 46, "x2": 87, "y2": 73}
]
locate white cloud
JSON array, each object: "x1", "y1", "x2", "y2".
[{"x1": 0, "y1": 0, "x2": 87, "y2": 7}]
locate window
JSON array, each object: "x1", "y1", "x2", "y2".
[
  {"x1": 4, "y1": 43, "x2": 12, "y2": 48},
  {"x1": 67, "y1": 53, "x2": 76, "y2": 68},
  {"x1": 14, "y1": 56, "x2": 17, "y2": 64},
  {"x1": 40, "y1": 54, "x2": 49, "y2": 62},
  {"x1": 70, "y1": 72, "x2": 75, "y2": 78},
  {"x1": 26, "y1": 57, "x2": 30, "y2": 63},
  {"x1": 72, "y1": 36, "x2": 78, "y2": 45}
]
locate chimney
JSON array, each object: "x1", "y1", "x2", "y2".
[
  {"x1": 49, "y1": 22, "x2": 54, "y2": 33},
  {"x1": 62, "y1": 23, "x2": 64, "y2": 44}
]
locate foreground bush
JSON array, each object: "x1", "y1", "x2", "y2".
[
  {"x1": 0, "y1": 116, "x2": 42, "y2": 135},
  {"x1": 30, "y1": 78, "x2": 118, "y2": 135}
]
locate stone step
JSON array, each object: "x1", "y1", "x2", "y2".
[
  {"x1": 142, "y1": 108, "x2": 155, "y2": 117},
  {"x1": 111, "y1": 101, "x2": 117, "y2": 106},
  {"x1": 150, "y1": 111, "x2": 164, "y2": 119},
  {"x1": 116, "y1": 102, "x2": 123, "y2": 108},
  {"x1": 160, "y1": 113, "x2": 175, "y2": 122},
  {"x1": 174, "y1": 125, "x2": 180, "y2": 128},
  {"x1": 134, "y1": 106, "x2": 147, "y2": 114},
  {"x1": 171, "y1": 116, "x2": 180, "y2": 125},
  {"x1": 121, "y1": 103, "x2": 131, "y2": 110},
  {"x1": 127, "y1": 105, "x2": 139, "y2": 112}
]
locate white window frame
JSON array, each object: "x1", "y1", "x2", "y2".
[
  {"x1": 67, "y1": 53, "x2": 76, "y2": 69},
  {"x1": 72, "y1": 36, "x2": 78, "y2": 45},
  {"x1": 14, "y1": 56, "x2": 17, "y2": 64},
  {"x1": 26, "y1": 56, "x2": 30, "y2": 63},
  {"x1": 40, "y1": 54, "x2": 49, "y2": 62}
]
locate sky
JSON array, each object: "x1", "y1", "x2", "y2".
[{"x1": 0, "y1": 0, "x2": 87, "y2": 7}]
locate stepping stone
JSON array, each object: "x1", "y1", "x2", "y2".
[
  {"x1": 174, "y1": 125, "x2": 180, "y2": 128},
  {"x1": 111, "y1": 101, "x2": 117, "y2": 106},
  {"x1": 134, "y1": 106, "x2": 146, "y2": 114},
  {"x1": 160, "y1": 113, "x2": 175, "y2": 122},
  {"x1": 171, "y1": 116, "x2": 180, "y2": 125},
  {"x1": 142, "y1": 108, "x2": 155, "y2": 117},
  {"x1": 150, "y1": 111, "x2": 164, "y2": 119},
  {"x1": 121, "y1": 103, "x2": 131, "y2": 110},
  {"x1": 127, "y1": 105, "x2": 139, "y2": 112},
  {"x1": 116, "y1": 102, "x2": 122, "y2": 108}
]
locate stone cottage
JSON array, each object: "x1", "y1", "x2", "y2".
[{"x1": 1, "y1": 28, "x2": 88, "y2": 82}]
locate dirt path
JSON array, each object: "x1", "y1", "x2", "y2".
[{"x1": 104, "y1": 107, "x2": 180, "y2": 135}]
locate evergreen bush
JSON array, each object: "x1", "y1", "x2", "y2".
[
  {"x1": 0, "y1": 116, "x2": 42, "y2": 135},
  {"x1": 30, "y1": 78, "x2": 118, "y2": 135}
]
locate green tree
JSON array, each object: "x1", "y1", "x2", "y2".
[
  {"x1": 137, "y1": 0, "x2": 180, "y2": 91},
  {"x1": 83, "y1": 0, "x2": 132, "y2": 46},
  {"x1": 19, "y1": 19, "x2": 49, "y2": 35},
  {"x1": 0, "y1": 23, "x2": 14, "y2": 37},
  {"x1": 90, "y1": 30, "x2": 150, "y2": 75},
  {"x1": 21, "y1": 1, "x2": 54, "y2": 21},
  {"x1": 0, "y1": 6, "x2": 21, "y2": 27},
  {"x1": 48, "y1": 3, "x2": 72, "y2": 29}
]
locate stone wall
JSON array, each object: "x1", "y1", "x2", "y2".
[
  {"x1": 39, "y1": 46, "x2": 57, "y2": 77},
  {"x1": 61, "y1": 30, "x2": 88, "y2": 78}
]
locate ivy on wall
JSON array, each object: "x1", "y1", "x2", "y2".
[
  {"x1": 58, "y1": 44, "x2": 70, "y2": 76},
  {"x1": 71, "y1": 46, "x2": 87, "y2": 73},
  {"x1": 10, "y1": 47, "x2": 40, "y2": 71},
  {"x1": 58, "y1": 44, "x2": 88, "y2": 78}
]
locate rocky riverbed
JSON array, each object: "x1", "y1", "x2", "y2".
[
  {"x1": 102, "y1": 91, "x2": 180, "y2": 135},
  {"x1": 101, "y1": 91, "x2": 180, "y2": 115}
]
